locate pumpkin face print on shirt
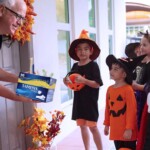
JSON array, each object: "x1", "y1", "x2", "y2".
[{"x1": 109, "y1": 93, "x2": 126, "y2": 117}]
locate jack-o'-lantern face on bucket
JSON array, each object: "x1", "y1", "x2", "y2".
[
  {"x1": 109, "y1": 94, "x2": 126, "y2": 117},
  {"x1": 67, "y1": 73, "x2": 85, "y2": 91}
]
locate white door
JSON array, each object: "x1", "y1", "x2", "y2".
[{"x1": 0, "y1": 40, "x2": 26, "y2": 150}]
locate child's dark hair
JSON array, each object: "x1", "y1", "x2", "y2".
[
  {"x1": 125, "y1": 42, "x2": 140, "y2": 58},
  {"x1": 109, "y1": 62, "x2": 121, "y2": 70},
  {"x1": 110, "y1": 62, "x2": 132, "y2": 85}
]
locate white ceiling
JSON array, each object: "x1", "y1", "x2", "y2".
[{"x1": 126, "y1": 0, "x2": 150, "y2": 6}]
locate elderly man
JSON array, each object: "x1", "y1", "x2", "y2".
[
  {"x1": 0, "y1": 0, "x2": 35, "y2": 102},
  {"x1": 0, "y1": 0, "x2": 26, "y2": 35}
]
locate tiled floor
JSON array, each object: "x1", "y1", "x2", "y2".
[{"x1": 57, "y1": 108, "x2": 116, "y2": 150}]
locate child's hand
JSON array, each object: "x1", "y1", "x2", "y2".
[
  {"x1": 104, "y1": 125, "x2": 109, "y2": 135},
  {"x1": 132, "y1": 80, "x2": 144, "y2": 91},
  {"x1": 132, "y1": 80, "x2": 139, "y2": 90},
  {"x1": 75, "y1": 75, "x2": 85, "y2": 83},
  {"x1": 123, "y1": 129, "x2": 132, "y2": 140},
  {"x1": 63, "y1": 76, "x2": 72, "y2": 85}
]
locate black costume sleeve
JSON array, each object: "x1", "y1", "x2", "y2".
[{"x1": 92, "y1": 62, "x2": 103, "y2": 86}]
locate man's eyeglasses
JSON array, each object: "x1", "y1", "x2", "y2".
[{"x1": 5, "y1": 6, "x2": 26, "y2": 23}]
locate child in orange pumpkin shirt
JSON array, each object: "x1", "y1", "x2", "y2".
[{"x1": 103, "y1": 54, "x2": 146, "y2": 150}]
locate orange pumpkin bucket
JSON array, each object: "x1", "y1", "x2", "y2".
[{"x1": 67, "y1": 73, "x2": 85, "y2": 91}]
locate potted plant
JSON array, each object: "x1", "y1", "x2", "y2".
[{"x1": 19, "y1": 107, "x2": 65, "y2": 149}]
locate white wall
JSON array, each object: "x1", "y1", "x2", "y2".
[
  {"x1": 114, "y1": 0, "x2": 126, "y2": 57},
  {"x1": 32, "y1": 0, "x2": 62, "y2": 111},
  {"x1": 97, "y1": 0, "x2": 111, "y2": 108},
  {"x1": 72, "y1": 0, "x2": 89, "y2": 36}
]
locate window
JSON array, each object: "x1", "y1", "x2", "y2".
[
  {"x1": 88, "y1": 0, "x2": 96, "y2": 27},
  {"x1": 125, "y1": 25, "x2": 150, "y2": 43},
  {"x1": 108, "y1": 0, "x2": 113, "y2": 30},
  {"x1": 57, "y1": 30, "x2": 72, "y2": 103},
  {"x1": 108, "y1": 0, "x2": 114, "y2": 54},
  {"x1": 126, "y1": 25, "x2": 146, "y2": 37},
  {"x1": 56, "y1": 0, "x2": 72, "y2": 104},
  {"x1": 88, "y1": 0, "x2": 98, "y2": 58},
  {"x1": 109, "y1": 35, "x2": 113, "y2": 54},
  {"x1": 56, "y1": 0, "x2": 69, "y2": 23},
  {"x1": 89, "y1": 33, "x2": 96, "y2": 41}
]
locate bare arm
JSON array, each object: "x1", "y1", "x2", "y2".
[
  {"x1": 0, "y1": 85, "x2": 33, "y2": 102},
  {"x1": 132, "y1": 80, "x2": 144, "y2": 91},
  {"x1": 75, "y1": 75, "x2": 100, "y2": 88},
  {"x1": 0, "y1": 68, "x2": 18, "y2": 83}
]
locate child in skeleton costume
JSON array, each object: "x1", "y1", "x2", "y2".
[
  {"x1": 104, "y1": 54, "x2": 146, "y2": 150},
  {"x1": 125, "y1": 42, "x2": 146, "y2": 131},
  {"x1": 125, "y1": 42, "x2": 141, "y2": 81},
  {"x1": 63, "y1": 30, "x2": 103, "y2": 150}
]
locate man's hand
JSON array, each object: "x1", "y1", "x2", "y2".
[
  {"x1": 0, "y1": 85, "x2": 40, "y2": 103},
  {"x1": 16, "y1": 95, "x2": 39, "y2": 103}
]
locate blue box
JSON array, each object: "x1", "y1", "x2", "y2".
[{"x1": 16, "y1": 72, "x2": 57, "y2": 102}]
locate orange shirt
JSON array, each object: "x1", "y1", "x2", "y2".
[{"x1": 103, "y1": 85, "x2": 137, "y2": 141}]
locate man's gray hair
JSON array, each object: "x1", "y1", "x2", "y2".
[{"x1": 0, "y1": 0, "x2": 16, "y2": 7}]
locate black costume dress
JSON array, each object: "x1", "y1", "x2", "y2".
[
  {"x1": 71, "y1": 61, "x2": 103, "y2": 122},
  {"x1": 135, "y1": 62, "x2": 148, "y2": 130},
  {"x1": 141, "y1": 62, "x2": 150, "y2": 150},
  {"x1": 136, "y1": 62, "x2": 150, "y2": 150}
]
